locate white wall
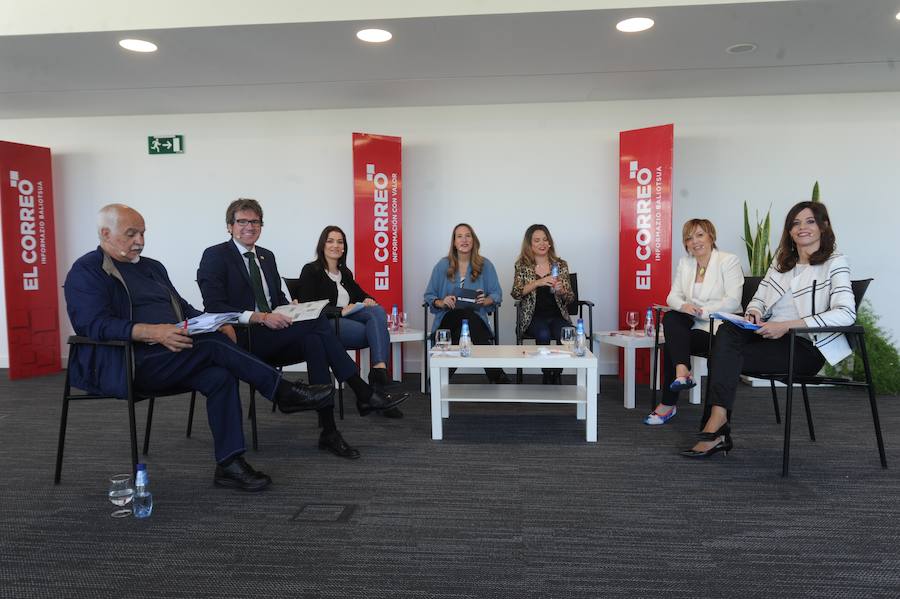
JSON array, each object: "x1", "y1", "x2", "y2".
[{"x1": 1, "y1": 91, "x2": 898, "y2": 374}]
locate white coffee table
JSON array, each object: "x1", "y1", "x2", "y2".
[
  {"x1": 428, "y1": 345, "x2": 598, "y2": 442},
  {"x1": 593, "y1": 331, "x2": 662, "y2": 410},
  {"x1": 358, "y1": 327, "x2": 426, "y2": 390}
]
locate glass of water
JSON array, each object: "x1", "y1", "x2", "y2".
[
  {"x1": 108, "y1": 473, "x2": 134, "y2": 518},
  {"x1": 560, "y1": 326, "x2": 576, "y2": 352},
  {"x1": 399, "y1": 311, "x2": 408, "y2": 329},
  {"x1": 435, "y1": 329, "x2": 451, "y2": 351}
]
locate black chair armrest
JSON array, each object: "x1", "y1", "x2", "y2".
[
  {"x1": 790, "y1": 325, "x2": 864, "y2": 335},
  {"x1": 577, "y1": 300, "x2": 595, "y2": 308},
  {"x1": 67, "y1": 335, "x2": 128, "y2": 348}
]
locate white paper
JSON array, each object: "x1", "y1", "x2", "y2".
[
  {"x1": 273, "y1": 300, "x2": 329, "y2": 322},
  {"x1": 178, "y1": 312, "x2": 242, "y2": 335}
]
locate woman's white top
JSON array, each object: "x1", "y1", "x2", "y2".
[
  {"x1": 327, "y1": 270, "x2": 351, "y2": 307},
  {"x1": 747, "y1": 254, "x2": 856, "y2": 365},
  {"x1": 666, "y1": 249, "x2": 745, "y2": 333}
]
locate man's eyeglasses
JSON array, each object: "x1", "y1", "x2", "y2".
[{"x1": 234, "y1": 219, "x2": 263, "y2": 227}]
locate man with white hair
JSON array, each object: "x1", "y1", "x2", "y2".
[{"x1": 63, "y1": 204, "x2": 334, "y2": 492}]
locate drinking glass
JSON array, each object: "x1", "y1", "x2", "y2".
[
  {"x1": 399, "y1": 311, "x2": 409, "y2": 329},
  {"x1": 435, "y1": 329, "x2": 451, "y2": 351},
  {"x1": 625, "y1": 311, "x2": 639, "y2": 335},
  {"x1": 108, "y1": 473, "x2": 134, "y2": 518},
  {"x1": 386, "y1": 313, "x2": 395, "y2": 330},
  {"x1": 560, "y1": 326, "x2": 576, "y2": 352}
]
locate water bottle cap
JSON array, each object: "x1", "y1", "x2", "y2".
[{"x1": 136, "y1": 463, "x2": 146, "y2": 471}]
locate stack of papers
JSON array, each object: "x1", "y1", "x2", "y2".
[
  {"x1": 178, "y1": 312, "x2": 241, "y2": 335},
  {"x1": 711, "y1": 312, "x2": 761, "y2": 330}
]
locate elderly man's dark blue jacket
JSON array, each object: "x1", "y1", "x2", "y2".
[{"x1": 63, "y1": 247, "x2": 200, "y2": 397}]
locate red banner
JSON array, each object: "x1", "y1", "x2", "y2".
[
  {"x1": 0, "y1": 141, "x2": 61, "y2": 379},
  {"x1": 618, "y1": 125, "x2": 673, "y2": 378},
  {"x1": 352, "y1": 133, "x2": 403, "y2": 313}
]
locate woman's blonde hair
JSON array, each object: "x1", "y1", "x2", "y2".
[
  {"x1": 446, "y1": 223, "x2": 484, "y2": 281},
  {"x1": 516, "y1": 224, "x2": 560, "y2": 266},
  {"x1": 681, "y1": 219, "x2": 718, "y2": 252}
]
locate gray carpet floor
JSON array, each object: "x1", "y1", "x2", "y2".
[{"x1": 1, "y1": 370, "x2": 898, "y2": 598}]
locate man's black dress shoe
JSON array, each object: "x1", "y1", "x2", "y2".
[
  {"x1": 278, "y1": 381, "x2": 335, "y2": 414},
  {"x1": 382, "y1": 407, "x2": 404, "y2": 419},
  {"x1": 318, "y1": 430, "x2": 361, "y2": 459},
  {"x1": 357, "y1": 389, "x2": 409, "y2": 416},
  {"x1": 214, "y1": 456, "x2": 272, "y2": 492}
]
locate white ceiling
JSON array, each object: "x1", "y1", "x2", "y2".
[{"x1": 1, "y1": 0, "x2": 899, "y2": 119}]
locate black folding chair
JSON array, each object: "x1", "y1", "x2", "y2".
[
  {"x1": 705, "y1": 278, "x2": 887, "y2": 476},
  {"x1": 57, "y1": 336, "x2": 196, "y2": 483},
  {"x1": 514, "y1": 272, "x2": 594, "y2": 383},
  {"x1": 649, "y1": 276, "x2": 763, "y2": 411}
]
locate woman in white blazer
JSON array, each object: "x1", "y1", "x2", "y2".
[
  {"x1": 644, "y1": 219, "x2": 744, "y2": 425},
  {"x1": 683, "y1": 201, "x2": 856, "y2": 458}
]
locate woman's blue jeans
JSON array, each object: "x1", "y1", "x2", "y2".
[{"x1": 337, "y1": 305, "x2": 390, "y2": 365}]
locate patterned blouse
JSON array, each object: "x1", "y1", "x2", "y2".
[{"x1": 511, "y1": 258, "x2": 574, "y2": 336}]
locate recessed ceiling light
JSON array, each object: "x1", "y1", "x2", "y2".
[
  {"x1": 356, "y1": 29, "x2": 392, "y2": 43},
  {"x1": 118, "y1": 39, "x2": 157, "y2": 53},
  {"x1": 616, "y1": 17, "x2": 654, "y2": 33},
  {"x1": 895, "y1": 11, "x2": 900, "y2": 20},
  {"x1": 727, "y1": 43, "x2": 758, "y2": 54}
]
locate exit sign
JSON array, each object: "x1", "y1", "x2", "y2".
[{"x1": 148, "y1": 135, "x2": 184, "y2": 155}]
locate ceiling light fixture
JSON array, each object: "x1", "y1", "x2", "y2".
[
  {"x1": 895, "y1": 11, "x2": 900, "y2": 20},
  {"x1": 727, "y1": 42, "x2": 758, "y2": 54},
  {"x1": 356, "y1": 29, "x2": 392, "y2": 43},
  {"x1": 118, "y1": 39, "x2": 157, "y2": 53},
  {"x1": 616, "y1": 17, "x2": 654, "y2": 33}
]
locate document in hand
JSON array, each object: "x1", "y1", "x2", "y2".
[
  {"x1": 181, "y1": 312, "x2": 242, "y2": 335},
  {"x1": 711, "y1": 312, "x2": 761, "y2": 330},
  {"x1": 273, "y1": 300, "x2": 330, "y2": 322},
  {"x1": 454, "y1": 287, "x2": 479, "y2": 305}
]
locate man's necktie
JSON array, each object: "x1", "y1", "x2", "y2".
[{"x1": 244, "y1": 251, "x2": 271, "y2": 312}]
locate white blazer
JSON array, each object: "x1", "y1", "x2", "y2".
[
  {"x1": 747, "y1": 253, "x2": 855, "y2": 366},
  {"x1": 667, "y1": 249, "x2": 744, "y2": 333}
]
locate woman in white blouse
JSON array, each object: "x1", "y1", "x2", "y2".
[
  {"x1": 682, "y1": 201, "x2": 855, "y2": 458},
  {"x1": 644, "y1": 219, "x2": 743, "y2": 425}
]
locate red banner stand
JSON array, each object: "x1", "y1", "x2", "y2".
[
  {"x1": 352, "y1": 133, "x2": 404, "y2": 312},
  {"x1": 0, "y1": 141, "x2": 61, "y2": 379},
  {"x1": 618, "y1": 125, "x2": 674, "y2": 380}
]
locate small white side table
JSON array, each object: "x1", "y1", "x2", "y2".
[{"x1": 593, "y1": 331, "x2": 662, "y2": 409}]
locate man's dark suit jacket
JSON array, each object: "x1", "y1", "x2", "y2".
[{"x1": 197, "y1": 240, "x2": 289, "y2": 313}]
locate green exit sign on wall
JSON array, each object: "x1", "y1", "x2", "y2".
[{"x1": 148, "y1": 135, "x2": 184, "y2": 155}]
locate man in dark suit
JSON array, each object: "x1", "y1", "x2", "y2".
[
  {"x1": 64, "y1": 204, "x2": 335, "y2": 492},
  {"x1": 197, "y1": 198, "x2": 407, "y2": 460}
]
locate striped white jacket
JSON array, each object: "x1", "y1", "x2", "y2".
[{"x1": 747, "y1": 253, "x2": 856, "y2": 365}]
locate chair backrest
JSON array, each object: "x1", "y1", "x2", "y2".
[
  {"x1": 740, "y1": 276, "x2": 764, "y2": 312},
  {"x1": 283, "y1": 277, "x2": 301, "y2": 301},
  {"x1": 851, "y1": 278, "x2": 872, "y2": 312},
  {"x1": 567, "y1": 273, "x2": 580, "y2": 316}
]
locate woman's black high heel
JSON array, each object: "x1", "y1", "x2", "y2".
[{"x1": 681, "y1": 424, "x2": 733, "y2": 458}]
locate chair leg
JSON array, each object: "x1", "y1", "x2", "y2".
[
  {"x1": 249, "y1": 386, "x2": 258, "y2": 452},
  {"x1": 128, "y1": 396, "x2": 139, "y2": 477},
  {"x1": 186, "y1": 391, "x2": 197, "y2": 438},
  {"x1": 859, "y1": 336, "x2": 888, "y2": 468},
  {"x1": 142, "y1": 397, "x2": 155, "y2": 455},
  {"x1": 782, "y1": 340, "x2": 796, "y2": 477},
  {"x1": 516, "y1": 368, "x2": 523, "y2": 384},
  {"x1": 338, "y1": 383, "x2": 345, "y2": 420},
  {"x1": 54, "y1": 378, "x2": 72, "y2": 484},
  {"x1": 801, "y1": 384, "x2": 815, "y2": 442},
  {"x1": 770, "y1": 379, "x2": 781, "y2": 424}
]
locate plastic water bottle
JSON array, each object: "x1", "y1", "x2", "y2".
[
  {"x1": 644, "y1": 307, "x2": 655, "y2": 337},
  {"x1": 550, "y1": 263, "x2": 559, "y2": 293},
  {"x1": 391, "y1": 304, "x2": 399, "y2": 331},
  {"x1": 133, "y1": 463, "x2": 153, "y2": 519},
  {"x1": 459, "y1": 319, "x2": 472, "y2": 357},
  {"x1": 574, "y1": 318, "x2": 587, "y2": 356}
]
